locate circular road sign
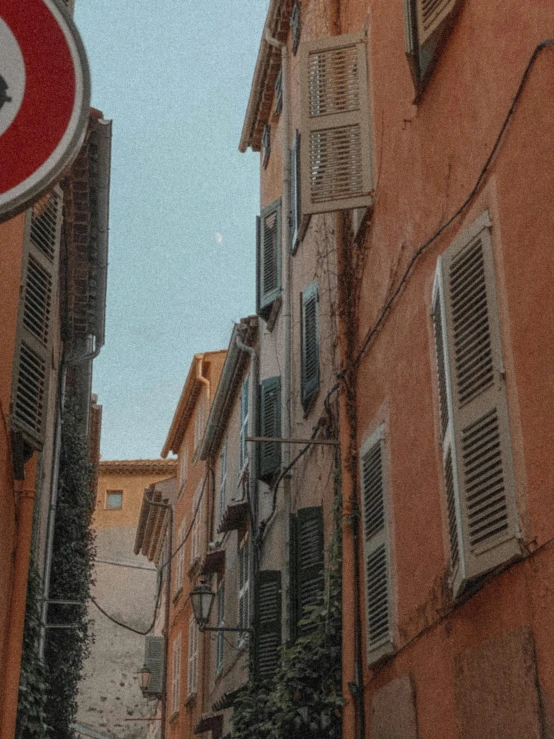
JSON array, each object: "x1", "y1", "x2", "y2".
[{"x1": 0, "y1": 0, "x2": 91, "y2": 220}]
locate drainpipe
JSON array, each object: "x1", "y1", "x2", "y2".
[
  {"x1": 142, "y1": 489, "x2": 173, "y2": 739},
  {"x1": 0, "y1": 481, "x2": 36, "y2": 739},
  {"x1": 39, "y1": 364, "x2": 66, "y2": 660},
  {"x1": 264, "y1": 27, "x2": 292, "y2": 636}
]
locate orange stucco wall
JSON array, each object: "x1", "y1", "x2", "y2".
[{"x1": 327, "y1": 0, "x2": 554, "y2": 736}]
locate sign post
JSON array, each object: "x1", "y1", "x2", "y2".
[{"x1": 0, "y1": 0, "x2": 90, "y2": 220}]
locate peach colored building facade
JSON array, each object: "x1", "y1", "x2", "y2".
[{"x1": 240, "y1": 0, "x2": 554, "y2": 737}]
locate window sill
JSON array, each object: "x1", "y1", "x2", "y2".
[{"x1": 184, "y1": 692, "x2": 197, "y2": 709}]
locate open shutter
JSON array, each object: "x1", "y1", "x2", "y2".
[
  {"x1": 144, "y1": 635, "x2": 164, "y2": 696},
  {"x1": 360, "y1": 427, "x2": 393, "y2": 664},
  {"x1": 297, "y1": 507, "x2": 324, "y2": 634},
  {"x1": 438, "y1": 212, "x2": 519, "y2": 593},
  {"x1": 255, "y1": 570, "x2": 281, "y2": 681},
  {"x1": 300, "y1": 31, "x2": 373, "y2": 215},
  {"x1": 11, "y1": 189, "x2": 62, "y2": 450},
  {"x1": 259, "y1": 376, "x2": 281, "y2": 481},
  {"x1": 238, "y1": 537, "x2": 251, "y2": 640},
  {"x1": 301, "y1": 282, "x2": 320, "y2": 410},
  {"x1": 416, "y1": 0, "x2": 458, "y2": 45},
  {"x1": 257, "y1": 199, "x2": 282, "y2": 320}
]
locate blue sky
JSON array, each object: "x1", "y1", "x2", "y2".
[{"x1": 75, "y1": 0, "x2": 269, "y2": 459}]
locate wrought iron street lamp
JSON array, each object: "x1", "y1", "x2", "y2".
[{"x1": 190, "y1": 582, "x2": 252, "y2": 633}]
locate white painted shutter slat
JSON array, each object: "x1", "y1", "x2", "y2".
[{"x1": 300, "y1": 31, "x2": 373, "y2": 215}]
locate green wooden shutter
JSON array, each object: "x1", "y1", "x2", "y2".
[
  {"x1": 144, "y1": 635, "x2": 164, "y2": 696},
  {"x1": 301, "y1": 281, "x2": 320, "y2": 411},
  {"x1": 11, "y1": 189, "x2": 62, "y2": 450},
  {"x1": 297, "y1": 506, "x2": 324, "y2": 634},
  {"x1": 259, "y1": 376, "x2": 281, "y2": 481},
  {"x1": 437, "y1": 212, "x2": 520, "y2": 595},
  {"x1": 257, "y1": 199, "x2": 282, "y2": 321},
  {"x1": 360, "y1": 426, "x2": 393, "y2": 664},
  {"x1": 288, "y1": 514, "x2": 299, "y2": 643},
  {"x1": 255, "y1": 570, "x2": 281, "y2": 681}
]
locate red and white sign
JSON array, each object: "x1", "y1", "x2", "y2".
[{"x1": 0, "y1": 0, "x2": 90, "y2": 220}]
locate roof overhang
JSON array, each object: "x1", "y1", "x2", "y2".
[
  {"x1": 134, "y1": 478, "x2": 176, "y2": 563},
  {"x1": 239, "y1": 0, "x2": 294, "y2": 153},
  {"x1": 199, "y1": 317, "x2": 258, "y2": 461}
]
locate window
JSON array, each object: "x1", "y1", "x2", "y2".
[
  {"x1": 274, "y1": 69, "x2": 283, "y2": 117},
  {"x1": 216, "y1": 579, "x2": 225, "y2": 673},
  {"x1": 219, "y1": 441, "x2": 227, "y2": 518},
  {"x1": 291, "y1": 0, "x2": 301, "y2": 55},
  {"x1": 291, "y1": 130, "x2": 309, "y2": 252},
  {"x1": 404, "y1": 0, "x2": 462, "y2": 91},
  {"x1": 262, "y1": 123, "x2": 271, "y2": 168},
  {"x1": 254, "y1": 570, "x2": 281, "y2": 680},
  {"x1": 10, "y1": 189, "x2": 62, "y2": 450},
  {"x1": 300, "y1": 32, "x2": 373, "y2": 215},
  {"x1": 431, "y1": 212, "x2": 519, "y2": 597},
  {"x1": 105, "y1": 491, "x2": 123, "y2": 509},
  {"x1": 258, "y1": 376, "x2": 281, "y2": 481},
  {"x1": 179, "y1": 443, "x2": 188, "y2": 496},
  {"x1": 256, "y1": 199, "x2": 282, "y2": 322},
  {"x1": 175, "y1": 519, "x2": 186, "y2": 593},
  {"x1": 194, "y1": 394, "x2": 206, "y2": 455},
  {"x1": 360, "y1": 425, "x2": 393, "y2": 665},
  {"x1": 239, "y1": 377, "x2": 249, "y2": 471},
  {"x1": 301, "y1": 282, "x2": 320, "y2": 411},
  {"x1": 187, "y1": 615, "x2": 198, "y2": 696},
  {"x1": 289, "y1": 507, "x2": 324, "y2": 641},
  {"x1": 143, "y1": 636, "x2": 164, "y2": 697},
  {"x1": 190, "y1": 482, "x2": 203, "y2": 565},
  {"x1": 171, "y1": 634, "x2": 181, "y2": 715},
  {"x1": 238, "y1": 536, "x2": 250, "y2": 643}
]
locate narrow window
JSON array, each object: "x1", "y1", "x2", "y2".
[
  {"x1": 219, "y1": 441, "x2": 227, "y2": 518},
  {"x1": 238, "y1": 536, "x2": 250, "y2": 644},
  {"x1": 175, "y1": 519, "x2": 186, "y2": 593},
  {"x1": 187, "y1": 615, "x2": 198, "y2": 696},
  {"x1": 301, "y1": 281, "x2": 320, "y2": 411},
  {"x1": 179, "y1": 443, "x2": 188, "y2": 496},
  {"x1": 431, "y1": 212, "x2": 519, "y2": 596},
  {"x1": 262, "y1": 124, "x2": 271, "y2": 169},
  {"x1": 105, "y1": 490, "x2": 123, "y2": 509},
  {"x1": 171, "y1": 633, "x2": 181, "y2": 715},
  {"x1": 216, "y1": 579, "x2": 225, "y2": 672},
  {"x1": 291, "y1": 1, "x2": 301, "y2": 55},
  {"x1": 240, "y1": 377, "x2": 249, "y2": 470},
  {"x1": 360, "y1": 426, "x2": 393, "y2": 664},
  {"x1": 258, "y1": 377, "x2": 281, "y2": 481}
]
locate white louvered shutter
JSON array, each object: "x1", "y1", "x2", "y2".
[
  {"x1": 360, "y1": 427, "x2": 393, "y2": 664},
  {"x1": 300, "y1": 31, "x2": 373, "y2": 215},
  {"x1": 11, "y1": 189, "x2": 62, "y2": 450},
  {"x1": 435, "y1": 212, "x2": 519, "y2": 595},
  {"x1": 416, "y1": 0, "x2": 458, "y2": 46}
]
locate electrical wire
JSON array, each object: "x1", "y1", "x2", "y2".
[
  {"x1": 343, "y1": 39, "x2": 554, "y2": 376},
  {"x1": 89, "y1": 572, "x2": 163, "y2": 636}
]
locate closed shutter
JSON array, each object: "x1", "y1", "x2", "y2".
[
  {"x1": 301, "y1": 282, "x2": 320, "y2": 411},
  {"x1": 216, "y1": 581, "x2": 225, "y2": 671},
  {"x1": 144, "y1": 635, "x2": 164, "y2": 696},
  {"x1": 435, "y1": 212, "x2": 519, "y2": 594},
  {"x1": 360, "y1": 427, "x2": 393, "y2": 664},
  {"x1": 300, "y1": 31, "x2": 373, "y2": 215},
  {"x1": 238, "y1": 536, "x2": 250, "y2": 641},
  {"x1": 256, "y1": 199, "x2": 282, "y2": 320},
  {"x1": 11, "y1": 189, "x2": 62, "y2": 450},
  {"x1": 416, "y1": 0, "x2": 458, "y2": 46},
  {"x1": 171, "y1": 634, "x2": 181, "y2": 714},
  {"x1": 297, "y1": 507, "x2": 324, "y2": 634},
  {"x1": 255, "y1": 570, "x2": 281, "y2": 681},
  {"x1": 259, "y1": 376, "x2": 281, "y2": 481}
]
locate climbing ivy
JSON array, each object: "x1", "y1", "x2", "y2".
[
  {"x1": 233, "y1": 475, "x2": 343, "y2": 739},
  {"x1": 15, "y1": 560, "x2": 50, "y2": 739},
  {"x1": 43, "y1": 404, "x2": 96, "y2": 739}
]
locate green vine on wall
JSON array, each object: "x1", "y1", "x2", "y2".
[
  {"x1": 233, "y1": 475, "x2": 343, "y2": 739},
  {"x1": 15, "y1": 560, "x2": 50, "y2": 739},
  {"x1": 43, "y1": 403, "x2": 96, "y2": 739}
]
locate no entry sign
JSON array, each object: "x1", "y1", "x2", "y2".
[{"x1": 0, "y1": 0, "x2": 90, "y2": 220}]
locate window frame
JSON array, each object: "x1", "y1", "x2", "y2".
[
  {"x1": 171, "y1": 633, "x2": 181, "y2": 716},
  {"x1": 187, "y1": 615, "x2": 198, "y2": 697},
  {"x1": 105, "y1": 490, "x2": 123, "y2": 510}
]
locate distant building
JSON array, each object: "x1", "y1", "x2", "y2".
[{"x1": 76, "y1": 459, "x2": 177, "y2": 739}]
